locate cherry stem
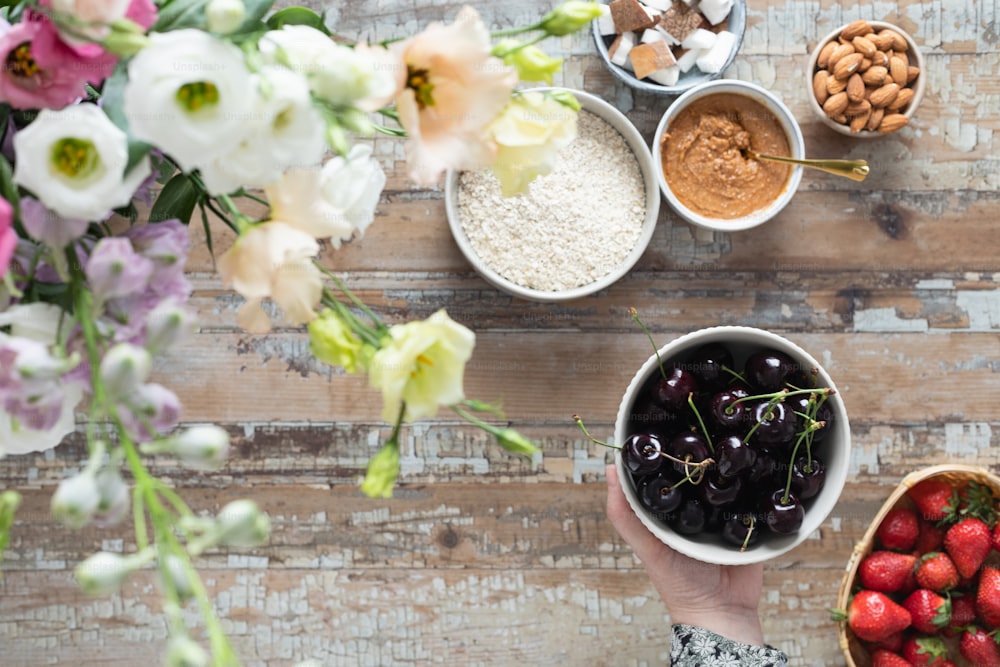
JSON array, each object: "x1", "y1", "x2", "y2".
[
  {"x1": 740, "y1": 394, "x2": 783, "y2": 444},
  {"x1": 727, "y1": 387, "x2": 834, "y2": 413},
  {"x1": 687, "y1": 392, "x2": 714, "y2": 454},
  {"x1": 781, "y1": 422, "x2": 825, "y2": 505},
  {"x1": 630, "y1": 307, "x2": 666, "y2": 381},
  {"x1": 740, "y1": 515, "x2": 756, "y2": 553},
  {"x1": 573, "y1": 415, "x2": 621, "y2": 450},
  {"x1": 721, "y1": 365, "x2": 747, "y2": 384}
]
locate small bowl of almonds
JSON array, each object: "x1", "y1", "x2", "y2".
[{"x1": 807, "y1": 20, "x2": 925, "y2": 137}]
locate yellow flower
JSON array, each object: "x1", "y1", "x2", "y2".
[
  {"x1": 489, "y1": 91, "x2": 578, "y2": 196},
  {"x1": 368, "y1": 309, "x2": 475, "y2": 422},
  {"x1": 359, "y1": 441, "x2": 400, "y2": 499},
  {"x1": 217, "y1": 221, "x2": 322, "y2": 333},
  {"x1": 308, "y1": 309, "x2": 366, "y2": 374},
  {"x1": 540, "y1": 1, "x2": 605, "y2": 36},
  {"x1": 393, "y1": 6, "x2": 517, "y2": 185}
]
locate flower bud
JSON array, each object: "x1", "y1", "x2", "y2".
[
  {"x1": 216, "y1": 500, "x2": 270, "y2": 548},
  {"x1": 75, "y1": 551, "x2": 132, "y2": 596},
  {"x1": 103, "y1": 25, "x2": 150, "y2": 57},
  {"x1": 99, "y1": 343, "x2": 151, "y2": 399},
  {"x1": 145, "y1": 300, "x2": 197, "y2": 354},
  {"x1": 164, "y1": 635, "x2": 210, "y2": 667},
  {"x1": 173, "y1": 425, "x2": 230, "y2": 472},
  {"x1": 206, "y1": 0, "x2": 246, "y2": 34},
  {"x1": 495, "y1": 40, "x2": 562, "y2": 84},
  {"x1": 359, "y1": 441, "x2": 399, "y2": 499},
  {"x1": 86, "y1": 237, "x2": 154, "y2": 301},
  {"x1": 123, "y1": 383, "x2": 183, "y2": 441},
  {"x1": 539, "y1": 1, "x2": 604, "y2": 36},
  {"x1": 308, "y1": 309, "x2": 365, "y2": 374},
  {"x1": 93, "y1": 467, "x2": 130, "y2": 528},
  {"x1": 495, "y1": 428, "x2": 540, "y2": 457},
  {"x1": 51, "y1": 472, "x2": 101, "y2": 529},
  {"x1": 159, "y1": 553, "x2": 194, "y2": 602}
]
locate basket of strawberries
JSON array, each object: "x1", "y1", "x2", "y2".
[{"x1": 834, "y1": 464, "x2": 1000, "y2": 667}]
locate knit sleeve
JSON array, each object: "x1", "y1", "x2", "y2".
[{"x1": 670, "y1": 624, "x2": 789, "y2": 667}]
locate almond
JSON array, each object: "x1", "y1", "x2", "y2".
[
  {"x1": 823, "y1": 90, "x2": 849, "y2": 117},
  {"x1": 859, "y1": 57, "x2": 872, "y2": 72},
  {"x1": 813, "y1": 70, "x2": 830, "y2": 105},
  {"x1": 889, "y1": 56, "x2": 908, "y2": 86},
  {"x1": 846, "y1": 99, "x2": 872, "y2": 116},
  {"x1": 878, "y1": 113, "x2": 909, "y2": 133},
  {"x1": 872, "y1": 50, "x2": 889, "y2": 67},
  {"x1": 866, "y1": 107, "x2": 885, "y2": 132},
  {"x1": 840, "y1": 20, "x2": 873, "y2": 41},
  {"x1": 880, "y1": 28, "x2": 908, "y2": 51},
  {"x1": 833, "y1": 52, "x2": 865, "y2": 80},
  {"x1": 846, "y1": 73, "x2": 866, "y2": 103},
  {"x1": 871, "y1": 32, "x2": 895, "y2": 51},
  {"x1": 852, "y1": 36, "x2": 877, "y2": 59},
  {"x1": 826, "y1": 75, "x2": 847, "y2": 94},
  {"x1": 817, "y1": 40, "x2": 838, "y2": 69},
  {"x1": 827, "y1": 42, "x2": 856, "y2": 69},
  {"x1": 850, "y1": 111, "x2": 871, "y2": 134},
  {"x1": 907, "y1": 65, "x2": 920, "y2": 84},
  {"x1": 887, "y1": 87, "x2": 914, "y2": 111},
  {"x1": 869, "y1": 82, "x2": 900, "y2": 108},
  {"x1": 894, "y1": 49, "x2": 909, "y2": 67},
  {"x1": 861, "y1": 65, "x2": 888, "y2": 86}
]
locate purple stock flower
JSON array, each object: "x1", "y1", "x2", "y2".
[
  {"x1": 120, "y1": 382, "x2": 182, "y2": 441},
  {"x1": 20, "y1": 198, "x2": 90, "y2": 249},
  {"x1": 0, "y1": 335, "x2": 77, "y2": 432},
  {"x1": 86, "y1": 237, "x2": 155, "y2": 301}
]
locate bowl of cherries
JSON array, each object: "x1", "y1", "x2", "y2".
[{"x1": 613, "y1": 325, "x2": 851, "y2": 565}]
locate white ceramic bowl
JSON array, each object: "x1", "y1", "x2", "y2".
[
  {"x1": 806, "y1": 21, "x2": 925, "y2": 138},
  {"x1": 613, "y1": 326, "x2": 851, "y2": 565},
  {"x1": 445, "y1": 88, "x2": 660, "y2": 302},
  {"x1": 652, "y1": 79, "x2": 804, "y2": 233},
  {"x1": 592, "y1": 0, "x2": 747, "y2": 96}
]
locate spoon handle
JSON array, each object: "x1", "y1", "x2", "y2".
[{"x1": 752, "y1": 153, "x2": 870, "y2": 182}]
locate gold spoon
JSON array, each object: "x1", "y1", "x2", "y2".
[{"x1": 743, "y1": 149, "x2": 870, "y2": 182}]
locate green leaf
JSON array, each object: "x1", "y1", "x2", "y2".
[
  {"x1": 0, "y1": 153, "x2": 19, "y2": 219},
  {"x1": 152, "y1": 0, "x2": 209, "y2": 32},
  {"x1": 235, "y1": 0, "x2": 273, "y2": 32},
  {"x1": 265, "y1": 6, "x2": 328, "y2": 33},
  {"x1": 150, "y1": 173, "x2": 200, "y2": 224},
  {"x1": 99, "y1": 64, "x2": 154, "y2": 172}
]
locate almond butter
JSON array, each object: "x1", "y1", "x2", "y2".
[
  {"x1": 907, "y1": 65, "x2": 920, "y2": 84},
  {"x1": 852, "y1": 36, "x2": 877, "y2": 59},
  {"x1": 889, "y1": 56, "x2": 907, "y2": 86},
  {"x1": 846, "y1": 73, "x2": 866, "y2": 103},
  {"x1": 813, "y1": 70, "x2": 830, "y2": 105},
  {"x1": 827, "y1": 42, "x2": 856, "y2": 69},
  {"x1": 850, "y1": 112, "x2": 871, "y2": 134},
  {"x1": 840, "y1": 20, "x2": 873, "y2": 41},
  {"x1": 823, "y1": 91, "x2": 849, "y2": 117},
  {"x1": 817, "y1": 40, "x2": 837, "y2": 69},
  {"x1": 887, "y1": 87, "x2": 914, "y2": 111},
  {"x1": 880, "y1": 28, "x2": 908, "y2": 51},
  {"x1": 826, "y1": 75, "x2": 847, "y2": 95},
  {"x1": 833, "y1": 52, "x2": 865, "y2": 80},
  {"x1": 869, "y1": 82, "x2": 900, "y2": 108},
  {"x1": 861, "y1": 65, "x2": 888, "y2": 86},
  {"x1": 878, "y1": 113, "x2": 909, "y2": 133},
  {"x1": 866, "y1": 107, "x2": 885, "y2": 132}
]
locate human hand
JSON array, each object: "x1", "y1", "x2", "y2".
[{"x1": 605, "y1": 464, "x2": 767, "y2": 646}]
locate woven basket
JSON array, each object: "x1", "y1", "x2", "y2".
[{"x1": 836, "y1": 464, "x2": 1000, "y2": 667}]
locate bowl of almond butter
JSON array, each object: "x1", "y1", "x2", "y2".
[{"x1": 806, "y1": 20, "x2": 925, "y2": 137}]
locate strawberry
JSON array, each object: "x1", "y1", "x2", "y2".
[
  {"x1": 872, "y1": 649, "x2": 915, "y2": 667},
  {"x1": 870, "y1": 630, "x2": 906, "y2": 653},
  {"x1": 947, "y1": 594, "x2": 977, "y2": 637},
  {"x1": 916, "y1": 520, "x2": 947, "y2": 554},
  {"x1": 945, "y1": 517, "x2": 993, "y2": 579},
  {"x1": 838, "y1": 590, "x2": 912, "y2": 643},
  {"x1": 960, "y1": 626, "x2": 1000, "y2": 667},
  {"x1": 901, "y1": 635, "x2": 948, "y2": 666},
  {"x1": 860, "y1": 551, "x2": 919, "y2": 593},
  {"x1": 878, "y1": 507, "x2": 920, "y2": 551},
  {"x1": 903, "y1": 589, "x2": 951, "y2": 634},
  {"x1": 977, "y1": 566, "x2": 1000, "y2": 628},
  {"x1": 914, "y1": 552, "x2": 959, "y2": 593},
  {"x1": 993, "y1": 521, "x2": 1000, "y2": 553},
  {"x1": 909, "y1": 479, "x2": 957, "y2": 522}
]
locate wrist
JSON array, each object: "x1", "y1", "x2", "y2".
[{"x1": 668, "y1": 606, "x2": 765, "y2": 647}]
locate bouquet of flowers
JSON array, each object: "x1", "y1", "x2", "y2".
[{"x1": 0, "y1": 0, "x2": 603, "y2": 663}]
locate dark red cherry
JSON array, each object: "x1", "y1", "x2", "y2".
[
  {"x1": 640, "y1": 473, "x2": 684, "y2": 513},
  {"x1": 622, "y1": 432, "x2": 665, "y2": 476},
  {"x1": 670, "y1": 497, "x2": 708, "y2": 535},
  {"x1": 698, "y1": 473, "x2": 742, "y2": 507},
  {"x1": 790, "y1": 457, "x2": 826, "y2": 500},
  {"x1": 665, "y1": 431, "x2": 710, "y2": 476},
  {"x1": 810, "y1": 400, "x2": 835, "y2": 443},
  {"x1": 760, "y1": 489, "x2": 804, "y2": 534},
  {"x1": 721, "y1": 512, "x2": 762, "y2": 549},
  {"x1": 628, "y1": 396, "x2": 686, "y2": 440},
  {"x1": 654, "y1": 367, "x2": 699, "y2": 411},
  {"x1": 708, "y1": 387, "x2": 751, "y2": 433},
  {"x1": 750, "y1": 401, "x2": 797, "y2": 447},
  {"x1": 714, "y1": 435, "x2": 757, "y2": 479},
  {"x1": 685, "y1": 343, "x2": 734, "y2": 389},
  {"x1": 744, "y1": 350, "x2": 798, "y2": 392}
]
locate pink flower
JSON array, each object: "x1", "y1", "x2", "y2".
[
  {"x1": 0, "y1": 15, "x2": 89, "y2": 109},
  {"x1": 0, "y1": 197, "x2": 13, "y2": 278},
  {"x1": 393, "y1": 6, "x2": 517, "y2": 185}
]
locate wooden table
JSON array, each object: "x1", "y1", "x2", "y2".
[{"x1": 3, "y1": 0, "x2": 999, "y2": 665}]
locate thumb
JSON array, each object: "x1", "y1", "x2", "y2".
[{"x1": 605, "y1": 464, "x2": 671, "y2": 564}]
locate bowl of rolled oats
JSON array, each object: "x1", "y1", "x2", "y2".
[{"x1": 444, "y1": 87, "x2": 660, "y2": 302}]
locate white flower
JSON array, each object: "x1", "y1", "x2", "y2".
[
  {"x1": 198, "y1": 66, "x2": 326, "y2": 195},
  {"x1": 217, "y1": 221, "x2": 322, "y2": 333},
  {"x1": 51, "y1": 470, "x2": 101, "y2": 528},
  {"x1": 0, "y1": 382, "x2": 82, "y2": 458},
  {"x1": 12, "y1": 105, "x2": 151, "y2": 221},
  {"x1": 0, "y1": 302, "x2": 66, "y2": 344},
  {"x1": 123, "y1": 30, "x2": 255, "y2": 172},
  {"x1": 205, "y1": 0, "x2": 245, "y2": 34},
  {"x1": 75, "y1": 551, "x2": 132, "y2": 596},
  {"x1": 99, "y1": 343, "x2": 152, "y2": 399},
  {"x1": 265, "y1": 144, "x2": 385, "y2": 246},
  {"x1": 50, "y1": 0, "x2": 131, "y2": 44},
  {"x1": 259, "y1": 26, "x2": 401, "y2": 111},
  {"x1": 369, "y1": 309, "x2": 475, "y2": 422}
]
